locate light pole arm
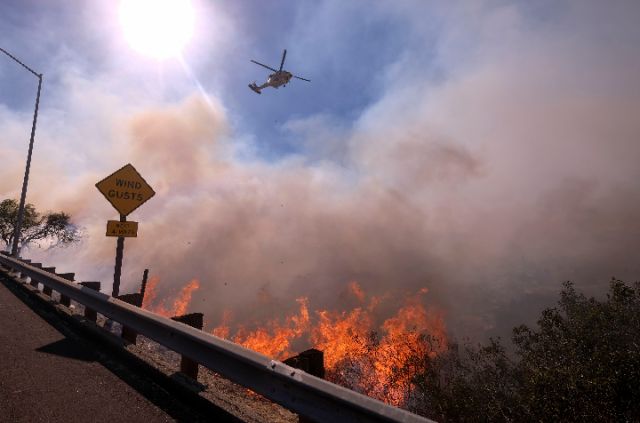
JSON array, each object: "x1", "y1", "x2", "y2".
[{"x1": 0, "y1": 47, "x2": 41, "y2": 78}]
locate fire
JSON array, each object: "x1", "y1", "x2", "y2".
[
  {"x1": 141, "y1": 275, "x2": 160, "y2": 309},
  {"x1": 174, "y1": 279, "x2": 199, "y2": 316},
  {"x1": 212, "y1": 297, "x2": 310, "y2": 359},
  {"x1": 311, "y1": 287, "x2": 446, "y2": 406},
  {"x1": 147, "y1": 278, "x2": 446, "y2": 408},
  {"x1": 348, "y1": 280, "x2": 366, "y2": 303},
  {"x1": 372, "y1": 298, "x2": 446, "y2": 405},
  {"x1": 142, "y1": 276, "x2": 200, "y2": 317},
  {"x1": 215, "y1": 282, "x2": 445, "y2": 407},
  {"x1": 311, "y1": 307, "x2": 372, "y2": 368},
  {"x1": 211, "y1": 309, "x2": 232, "y2": 339}
]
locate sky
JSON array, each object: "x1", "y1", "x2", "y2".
[{"x1": 1, "y1": 0, "x2": 640, "y2": 341}]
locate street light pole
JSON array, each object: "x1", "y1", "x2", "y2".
[{"x1": 0, "y1": 47, "x2": 43, "y2": 258}]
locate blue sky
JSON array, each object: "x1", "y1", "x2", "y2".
[
  {"x1": 2, "y1": 0, "x2": 640, "y2": 339},
  {"x1": 1, "y1": 0, "x2": 420, "y2": 157}
]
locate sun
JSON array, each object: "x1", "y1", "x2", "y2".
[{"x1": 119, "y1": 0, "x2": 195, "y2": 59}]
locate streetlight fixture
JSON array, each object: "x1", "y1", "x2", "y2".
[{"x1": 0, "y1": 47, "x2": 43, "y2": 258}]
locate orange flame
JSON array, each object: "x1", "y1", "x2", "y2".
[
  {"x1": 142, "y1": 275, "x2": 160, "y2": 309},
  {"x1": 348, "y1": 281, "x2": 366, "y2": 302},
  {"x1": 212, "y1": 297, "x2": 310, "y2": 359},
  {"x1": 307, "y1": 287, "x2": 447, "y2": 406},
  {"x1": 211, "y1": 309, "x2": 232, "y2": 339},
  {"x1": 373, "y1": 298, "x2": 446, "y2": 404},
  {"x1": 146, "y1": 277, "x2": 446, "y2": 408},
  {"x1": 174, "y1": 279, "x2": 200, "y2": 316},
  {"x1": 142, "y1": 276, "x2": 200, "y2": 317},
  {"x1": 311, "y1": 307, "x2": 372, "y2": 368}
]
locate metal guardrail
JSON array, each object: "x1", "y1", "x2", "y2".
[{"x1": 0, "y1": 254, "x2": 433, "y2": 423}]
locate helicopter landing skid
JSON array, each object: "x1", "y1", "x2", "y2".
[{"x1": 248, "y1": 83, "x2": 261, "y2": 94}]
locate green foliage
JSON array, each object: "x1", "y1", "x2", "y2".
[
  {"x1": 0, "y1": 198, "x2": 80, "y2": 254},
  {"x1": 410, "y1": 279, "x2": 640, "y2": 422},
  {"x1": 412, "y1": 338, "x2": 524, "y2": 422},
  {"x1": 513, "y1": 280, "x2": 640, "y2": 421}
]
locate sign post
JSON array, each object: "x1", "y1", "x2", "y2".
[
  {"x1": 96, "y1": 164, "x2": 155, "y2": 297},
  {"x1": 113, "y1": 215, "x2": 126, "y2": 297}
]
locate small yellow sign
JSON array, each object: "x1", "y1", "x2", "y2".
[
  {"x1": 106, "y1": 220, "x2": 139, "y2": 238},
  {"x1": 96, "y1": 164, "x2": 155, "y2": 216}
]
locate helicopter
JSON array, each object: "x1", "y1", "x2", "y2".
[{"x1": 248, "y1": 49, "x2": 310, "y2": 94}]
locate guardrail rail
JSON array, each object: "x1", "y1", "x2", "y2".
[{"x1": 0, "y1": 254, "x2": 433, "y2": 423}]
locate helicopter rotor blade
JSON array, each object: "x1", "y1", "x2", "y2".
[
  {"x1": 293, "y1": 75, "x2": 311, "y2": 82},
  {"x1": 279, "y1": 49, "x2": 287, "y2": 71},
  {"x1": 250, "y1": 60, "x2": 278, "y2": 72}
]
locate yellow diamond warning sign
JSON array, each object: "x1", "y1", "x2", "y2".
[
  {"x1": 96, "y1": 164, "x2": 155, "y2": 216},
  {"x1": 106, "y1": 220, "x2": 138, "y2": 237}
]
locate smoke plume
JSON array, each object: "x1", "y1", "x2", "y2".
[{"x1": 2, "y1": 1, "x2": 640, "y2": 340}]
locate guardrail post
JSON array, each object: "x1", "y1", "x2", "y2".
[
  {"x1": 28, "y1": 263, "x2": 42, "y2": 286},
  {"x1": 139, "y1": 268, "x2": 149, "y2": 301},
  {"x1": 116, "y1": 293, "x2": 143, "y2": 344},
  {"x1": 284, "y1": 349, "x2": 325, "y2": 379},
  {"x1": 57, "y1": 273, "x2": 75, "y2": 307},
  {"x1": 18, "y1": 259, "x2": 31, "y2": 278},
  {"x1": 41, "y1": 266, "x2": 56, "y2": 296},
  {"x1": 11, "y1": 260, "x2": 30, "y2": 282},
  {"x1": 171, "y1": 313, "x2": 204, "y2": 380},
  {"x1": 285, "y1": 349, "x2": 325, "y2": 423},
  {"x1": 79, "y1": 282, "x2": 101, "y2": 322}
]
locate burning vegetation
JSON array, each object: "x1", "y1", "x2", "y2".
[
  {"x1": 142, "y1": 278, "x2": 447, "y2": 407},
  {"x1": 142, "y1": 276, "x2": 200, "y2": 317},
  {"x1": 141, "y1": 276, "x2": 640, "y2": 422}
]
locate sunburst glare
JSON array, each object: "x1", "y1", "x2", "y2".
[{"x1": 119, "y1": 0, "x2": 195, "y2": 59}]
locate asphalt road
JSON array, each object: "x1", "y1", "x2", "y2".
[{"x1": 0, "y1": 272, "x2": 210, "y2": 423}]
